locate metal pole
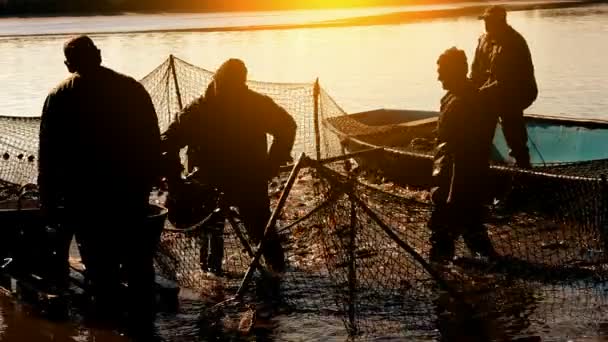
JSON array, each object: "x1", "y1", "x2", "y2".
[
  {"x1": 600, "y1": 174, "x2": 608, "y2": 252},
  {"x1": 234, "y1": 153, "x2": 307, "y2": 298},
  {"x1": 224, "y1": 208, "x2": 255, "y2": 259},
  {"x1": 169, "y1": 54, "x2": 184, "y2": 116},
  {"x1": 307, "y1": 159, "x2": 463, "y2": 302},
  {"x1": 277, "y1": 147, "x2": 383, "y2": 173},
  {"x1": 351, "y1": 194, "x2": 462, "y2": 301},
  {"x1": 347, "y1": 193, "x2": 357, "y2": 335},
  {"x1": 313, "y1": 78, "x2": 321, "y2": 160}
]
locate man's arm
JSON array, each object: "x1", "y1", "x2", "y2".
[
  {"x1": 481, "y1": 33, "x2": 537, "y2": 109},
  {"x1": 134, "y1": 83, "x2": 162, "y2": 189},
  {"x1": 38, "y1": 92, "x2": 63, "y2": 210},
  {"x1": 437, "y1": 98, "x2": 465, "y2": 156},
  {"x1": 470, "y1": 35, "x2": 489, "y2": 88},
  {"x1": 262, "y1": 96, "x2": 297, "y2": 177},
  {"x1": 159, "y1": 97, "x2": 205, "y2": 181}
]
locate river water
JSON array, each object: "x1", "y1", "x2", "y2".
[
  {"x1": 1, "y1": 2, "x2": 608, "y2": 341},
  {"x1": 0, "y1": 2, "x2": 607, "y2": 118}
]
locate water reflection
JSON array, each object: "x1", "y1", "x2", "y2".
[
  {"x1": 0, "y1": 4, "x2": 606, "y2": 119},
  {"x1": 0, "y1": 297, "x2": 129, "y2": 342}
]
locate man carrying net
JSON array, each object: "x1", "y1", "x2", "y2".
[
  {"x1": 161, "y1": 58, "x2": 297, "y2": 275},
  {"x1": 429, "y1": 47, "x2": 499, "y2": 263}
]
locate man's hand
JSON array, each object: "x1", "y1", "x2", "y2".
[
  {"x1": 268, "y1": 155, "x2": 293, "y2": 180},
  {"x1": 40, "y1": 202, "x2": 61, "y2": 226},
  {"x1": 268, "y1": 163, "x2": 281, "y2": 180},
  {"x1": 479, "y1": 80, "x2": 498, "y2": 95}
]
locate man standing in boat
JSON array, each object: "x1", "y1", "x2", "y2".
[
  {"x1": 161, "y1": 58, "x2": 296, "y2": 275},
  {"x1": 429, "y1": 47, "x2": 499, "y2": 263},
  {"x1": 38, "y1": 35, "x2": 161, "y2": 335},
  {"x1": 471, "y1": 5, "x2": 538, "y2": 169}
]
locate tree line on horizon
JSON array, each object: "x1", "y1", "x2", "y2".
[{"x1": 0, "y1": 0, "x2": 473, "y2": 15}]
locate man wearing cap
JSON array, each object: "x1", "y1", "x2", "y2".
[
  {"x1": 38, "y1": 35, "x2": 161, "y2": 332},
  {"x1": 429, "y1": 47, "x2": 499, "y2": 263},
  {"x1": 471, "y1": 5, "x2": 538, "y2": 169}
]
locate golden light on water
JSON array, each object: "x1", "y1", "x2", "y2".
[
  {"x1": 293, "y1": 0, "x2": 380, "y2": 8},
  {"x1": 205, "y1": 0, "x2": 385, "y2": 11}
]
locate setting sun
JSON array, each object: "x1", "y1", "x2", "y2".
[{"x1": 292, "y1": 0, "x2": 381, "y2": 9}]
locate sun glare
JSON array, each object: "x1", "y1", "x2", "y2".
[{"x1": 293, "y1": 0, "x2": 381, "y2": 9}]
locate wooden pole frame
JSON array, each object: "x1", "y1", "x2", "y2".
[{"x1": 313, "y1": 78, "x2": 321, "y2": 160}]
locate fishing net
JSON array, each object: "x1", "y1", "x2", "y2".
[
  {"x1": 150, "y1": 154, "x2": 608, "y2": 340},
  {"x1": 2, "y1": 55, "x2": 608, "y2": 340},
  {"x1": 0, "y1": 116, "x2": 40, "y2": 186},
  {"x1": 151, "y1": 160, "x2": 454, "y2": 339},
  {"x1": 0, "y1": 55, "x2": 344, "y2": 188}
]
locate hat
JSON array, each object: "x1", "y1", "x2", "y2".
[{"x1": 478, "y1": 5, "x2": 507, "y2": 20}]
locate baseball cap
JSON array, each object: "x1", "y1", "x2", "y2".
[{"x1": 478, "y1": 5, "x2": 507, "y2": 20}]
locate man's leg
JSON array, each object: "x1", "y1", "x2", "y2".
[
  {"x1": 205, "y1": 211, "x2": 225, "y2": 275},
  {"x1": 500, "y1": 109, "x2": 531, "y2": 169},
  {"x1": 461, "y1": 204, "x2": 498, "y2": 259},
  {"x1": 452, "y1": 163, "x2": 498, "y2": 260},
  {"x1": 122, "y1": 203, "x2": 160, "y2": 334},
  {"x1": 428, "y1": 159, "x2": 456, "y2": 264},
  {"x1": 428, "y1": 202, "x2": 457, "y2": 263},
  {"x1": 46, "y1": 218, "x2": 74, "y2": 292},
  {"x1": 235, "y1": 184, "x2": 286, "y2": 273},
  {"x1": 462, "y1": 227, "x2": 497, "y2": 260},
  {"x1": 75, "y1": 217, "x2": 122, "y2": 317}
]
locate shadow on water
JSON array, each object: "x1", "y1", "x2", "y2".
[
  {"x1": 1, "y1": 262, "x2": 608, "y2": 341},
  {"x1": 0, "y1": 296, "x2": 129, "y2": 341}
]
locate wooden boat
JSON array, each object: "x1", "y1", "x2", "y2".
[{"x1": 324, "y1": 109, "x2": 608, "y2": 187}]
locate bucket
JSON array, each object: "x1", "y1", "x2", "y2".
[
  {"x1": 144, "y1": 203, "x2": 169, "y2": 257},
  {"x1": 0, "y1": 203, "x2": 168, "y2": 280}
]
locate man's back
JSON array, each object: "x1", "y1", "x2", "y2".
[
  {"x1": 471, "y1": 26, "x2": 537, "y2": 110},
  {"x1": 164, "y1": 86, "x2": 296, "y2": 189},
  {"x1": 40, "y1": 66, "x2": 160, "y2": 203},
  {"x1": 437, "y1": 81, "x2": 497, "y2": 162}
]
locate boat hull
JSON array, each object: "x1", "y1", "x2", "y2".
[
  {"x1": 325, "y1": 109, "x2": 608, "y2": 187},
  {"x1": 327, "y1": 109, "x2": 608, "y2": 165}
]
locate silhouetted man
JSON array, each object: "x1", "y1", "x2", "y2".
[
  {"x1": 38, "y1": 36, "x2": 161, "y2": 332},
  {"x1": 429, "y1": 47, "x2": 498, "y2": 263},
  {"x1": 471, "y1": 5, "x2": 538, "y2": 169},
  {"x1": 161, "y1": 58, "x2": 296, "y2": 275}
]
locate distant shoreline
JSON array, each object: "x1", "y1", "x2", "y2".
[
  {"x1": 0, "y1": 0, "x2": 603, "y2": 38},
  {"x1": 0, "y1": 0, "x2": 508, "y2": 18},
  {"x1": 0, "y1": 0, "x2": 600, "y2": 19}
]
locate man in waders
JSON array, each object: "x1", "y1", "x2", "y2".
[
  {"x1": 38, "y1": 35, "x2": 161, "y2": 335},
  {"x1": 471, "y1": 5, "x2": 538, "y2": 169},
  {"x1": 161, "y1": 58, "x2": 296, "y2": 275},
  {"x1": 429, "y1": 47, "x2": 499, "y2": 263}
]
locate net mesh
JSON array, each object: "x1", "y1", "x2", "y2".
[
  {"x1": 2, "y1": 56, "x2": 608, "y2": 340},
  {"x1": 149, "y1": 157, "x2": 608, "y2": 339},
  {"x1": 0, "y1": 55, "x2": 342, "y2": 187},
  {"x1": 0, "y1": 116, "x2": 40, "y2": 186}
]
